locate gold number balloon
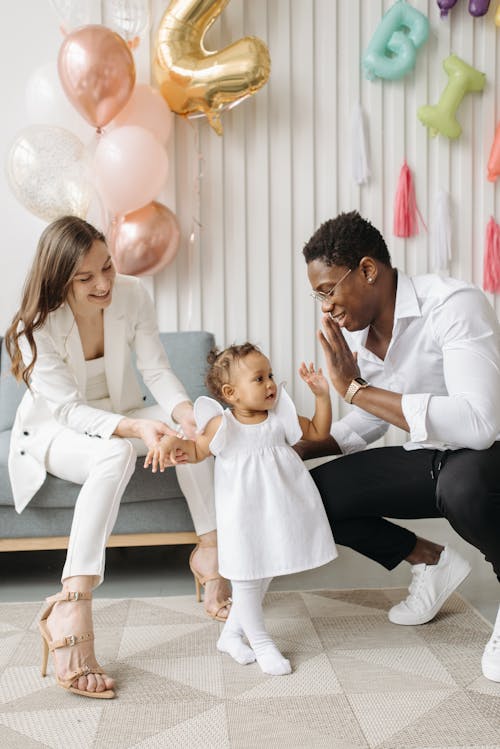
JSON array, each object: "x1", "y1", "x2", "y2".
[{"x1": 153, "y1": 0, "x2": 271, "y2": 135}]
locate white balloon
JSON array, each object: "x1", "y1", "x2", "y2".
[
  {"x1": 6, "y1": 125, "x2": 92, "y2": 222},
  {"x1": 25, "y1": 62, "x2": 91, "y2": 142},
  {"x1": 102, "y1": 0, "x2": 151, "y2": 43},
  {"x1": 49, "y1": 0, "x2": 93, "y2": 32}
]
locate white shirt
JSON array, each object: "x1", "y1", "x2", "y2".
[
  {"x1": 330, "y1": 271, "x2": 500, "y2": 454},
  {"x1": 85, "y1": 356, "x2": 112, "y2": 410}
]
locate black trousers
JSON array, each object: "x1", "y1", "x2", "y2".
[{"x1": 310, "y1": 442, "x2": 500, "y2": 582}]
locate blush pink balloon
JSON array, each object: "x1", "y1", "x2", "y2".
[
  {"x1": 94, "y1": 125, "x2": 169, "y2": 216},
  {"x1": 58, "y1": 25, "x2": 135, "y2": 129},
  {"x1": 107, "y1": 201, "x2": 180, "y2": 276},
  {"x1": 110, "y1": 84, "x2": 175, "y2": 145}
]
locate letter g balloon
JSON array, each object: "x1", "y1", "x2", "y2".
[{"x1": 362, "y1": 0, "x2": 429, "y2": 81}]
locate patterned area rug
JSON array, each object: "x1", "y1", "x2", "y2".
[{"x1": 0, "y1": 589, "x2": 499, "y2": 749}]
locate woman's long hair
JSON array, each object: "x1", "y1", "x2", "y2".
[{"x1": 5, "y1": 216, "x2": 105, "y2": 388}]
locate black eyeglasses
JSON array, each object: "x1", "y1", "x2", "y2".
[{"x1": 310, "y1": 268, "x2": 352, "y2": 303}]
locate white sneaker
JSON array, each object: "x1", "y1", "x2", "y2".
[
  {"x1": 482, "y1": 605, "x2": 500, "y2": 682},
  {"x1": 388, "y1": 546, "x2": 471, "y2": 626}
]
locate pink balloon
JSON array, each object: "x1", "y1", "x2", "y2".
[
  {"x1": 107, "y1": 201, "x2": 180, "y2": 276},
  {"x1": 94, "y1": 125, "x2": 169, "y2": 216},
  {"x1": 109, "y1": 84, "x2": 175, "y2": 145},
  {"x1": 58, "y1": 25, "x2": 135, "y2": 129}
]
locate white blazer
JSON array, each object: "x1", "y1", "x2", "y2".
[{"x1": 9, "y1": 275, "x2": 189, "y2": 513}]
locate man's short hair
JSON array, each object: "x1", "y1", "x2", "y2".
[{"x1": 303, "y1": 211, "x2": 392, "y2": 268}]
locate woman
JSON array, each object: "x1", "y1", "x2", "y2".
[{"x1": 5, "y1": 216, "x2": 230, "y2": 698}]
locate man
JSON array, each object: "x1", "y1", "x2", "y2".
[{"x1": 301, "y1": 210, "x2": 500, "y2": 681}]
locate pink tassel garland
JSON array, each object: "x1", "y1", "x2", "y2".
[
  {"x1": 393, "y1": 160, "x2": 418, "y2": 238},
  {"x1": 483, "y1": 216, "x2": 500, "y2": 293}
]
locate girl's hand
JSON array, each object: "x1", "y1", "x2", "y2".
[
  {"x1": 172, "y1": 401, "x2": 197, "y2": 440},
  {"x1": 144, "y1": 437, "x2": 189, "y2": 472},
  {"x1": 298, "y1": 361, "x2": 330, "y2": 397}
]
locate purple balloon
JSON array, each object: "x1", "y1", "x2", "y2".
[
  {"x1": 469, "y1": 0, "x2": 491, "y2": 15},
  {"x1": 437, "y1": 0, "x2": 459, "y2": 17}
]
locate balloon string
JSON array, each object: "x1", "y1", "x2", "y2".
[{"x1": 186, "y1": 120, "x2": 204, "y2": 329}]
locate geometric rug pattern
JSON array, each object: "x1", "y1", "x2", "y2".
[{"x1": 0, "y1": 589, "x2": 499, "y2": 749}]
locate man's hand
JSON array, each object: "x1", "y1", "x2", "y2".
[{"x1": 317, "y1": 315, "x2": 360, "y2": 397}]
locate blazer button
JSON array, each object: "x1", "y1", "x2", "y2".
[
  {"x1": 20, "y1": 450, "x2": 25, "y2": 455},
  {"x1": 23, "y1": 430, "x2": 29, "y2": 436}
]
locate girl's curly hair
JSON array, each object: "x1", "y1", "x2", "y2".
[{"x1": 205, "y1": 342, "x2": 261, "y2": 402}]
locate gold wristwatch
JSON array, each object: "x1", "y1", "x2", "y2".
[{"x1": 344, "y1": 377, "x2": 369, "y2": 404}]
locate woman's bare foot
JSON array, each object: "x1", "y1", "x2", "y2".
[
  {"x1": 46, "y1": 584, "x2": 114, "y2": 694},
  {"x1": 190, "y1": 536, "x2": 231, "y2": 620}
]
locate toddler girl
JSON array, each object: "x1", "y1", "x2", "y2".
[{"x1": 146, "y1": 343, "x2": 337, "y2": 675}]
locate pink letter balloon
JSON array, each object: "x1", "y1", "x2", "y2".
[
  {"x1": 109, "y1": 84, "x2": 174, "y2": 145},
  {"x1": 58, "y1": 25, "x2": 135, "y2": 130},
  {"x1": 94, "y1": 125, "x2": 169, "y2": 216},
  {"x1": 488, "y1": 123, "x2": 500, "y2": 182},
  {"x1": 107, "y1": 201, "x2": 180, "y2": 276}
]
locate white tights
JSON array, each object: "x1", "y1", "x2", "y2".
[{"x1": 217, "y1": 578, "x2": 291, "y2": 676}]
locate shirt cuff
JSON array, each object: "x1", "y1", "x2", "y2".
[
  {"x1": 330, "y1": 420, "x2": 368, "y2": 455},
  {"x1": 99, "y1": 413, "x2": 125, "y2": 440},
  {"x1": 401, "y1": 393, "x2": 431, "y2": 443},
  {"x1": 168, "y1": 393, "x2": 193, "y2": 423}
]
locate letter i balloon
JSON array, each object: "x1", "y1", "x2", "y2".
[{"x1": 418, "y1": 55, "x2": 485, "y2": 138}]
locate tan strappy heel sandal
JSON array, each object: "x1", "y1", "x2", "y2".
[
  {"x1": 189, "y1": 544, "x2": 232, "y2": 622},
  {"x1": 39, "y1": 591, "x2": 115, "y2": 699}
]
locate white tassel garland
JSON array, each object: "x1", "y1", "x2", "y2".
[
  {"x1": 430, "y1": 189, "x2": 452, "y2": 273},
  {"x1": 351, "y1": 102, "x2": 371, "y2": 185}
]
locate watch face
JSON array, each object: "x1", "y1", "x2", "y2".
[{"x1": 354, "y1": 377, "x2": 368, "y2": 386}]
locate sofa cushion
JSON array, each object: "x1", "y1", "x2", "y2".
[{"x1": 0, "y1": 496, "x2": 195, "y2": 538}]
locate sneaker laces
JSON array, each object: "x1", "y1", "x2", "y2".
[{"x1": 404, "y1": 565, "x2": 426, "y2": 606}]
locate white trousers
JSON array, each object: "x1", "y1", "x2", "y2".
[{"x1": 45, "y1": 404, "x2": 216, "y2": 585}]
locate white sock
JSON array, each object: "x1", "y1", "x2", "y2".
[
  {"x1": 223, "y1": 578, "x2": 291, "y2": 676},
  {"x1": 217, "y1": 589, "x2": 255, "y2": 664}
]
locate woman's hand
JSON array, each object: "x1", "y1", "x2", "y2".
[
  {"x1": 318, "y1": 315, "x2": 360, "y2": 397},
  {"x1": 114, "y1": 416, "x2": 178, "y2": 449},
  {"x1": 134, "y1": 419, "x2": 178, "y2": 450},
  {"x1": 298, "y1": 362, "x2": 330, "y2": 397},
  {"x1": 172, "y1": 400, "x2": 197, "y2": 440}
]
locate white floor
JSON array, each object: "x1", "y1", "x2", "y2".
[{"x1": 0, "y1": 517, "x2": 498, "y2": 625}]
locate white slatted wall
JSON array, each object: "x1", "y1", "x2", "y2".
[{"x1": 146, "y1": 0, "x2": 500, "y2": 441}]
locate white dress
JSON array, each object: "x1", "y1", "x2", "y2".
[{"x1": 194, "y1": 386, "x2": 337, "y2": 580}]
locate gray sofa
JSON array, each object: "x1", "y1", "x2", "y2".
[{"x1": 0, "y1": 331, "x2": 215, "y2": 552}]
